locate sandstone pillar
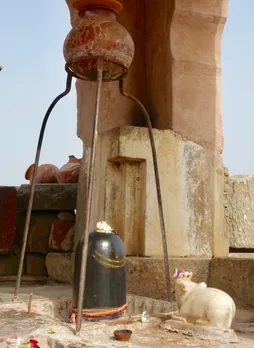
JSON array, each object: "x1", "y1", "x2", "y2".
[
  {"x1": 145, "y1": 0, "x2": 227, "y2": 152},
  {"x1": 65, "y1": 0, "x2": 228, "y2": 257}
]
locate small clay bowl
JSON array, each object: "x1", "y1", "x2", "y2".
[{"x1": 114, "y1": 329, "x2": 132, "y2": 341}]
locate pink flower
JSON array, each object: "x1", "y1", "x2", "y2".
[
  {"x1": 17, "y1": 339, "x2": 40, "y2": 348},
  {"x1": 29, "y1": 340, "x2": 40, "y2": 348}
]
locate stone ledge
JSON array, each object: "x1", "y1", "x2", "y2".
[
  {"x1": 127, "y1": 257, "x2": 211, "y2": 301},
  {"x1": 17, "y1": 184, "x2": 77, "y2": 211},
  {"x1": 209, "y1": 258, "x2": 254, "y2": 309},
  {"x1": 0, "y1": 254, "x2": 19, "y2": 276},
  {"x1": 45, "y1": 254, "x2": 211, "y2": 301}
]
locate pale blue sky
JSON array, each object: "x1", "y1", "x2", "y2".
[{"x1": 0, "y1": 0, "x2": 252, "y2": 186}]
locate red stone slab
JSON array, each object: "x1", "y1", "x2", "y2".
[{"x1": 0, "y1": 186, "x2": 17, "y2": 254}]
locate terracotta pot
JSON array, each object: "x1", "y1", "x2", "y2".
[
  {"x1": 25, "y1": 164, "x2": 59, "y2": 184},
  {"x1": 57, "y1": 155, "x2": 81, "y2": 183},
  {"x1": 63, "y1": 0, "x2": 135, "y2": 81}
]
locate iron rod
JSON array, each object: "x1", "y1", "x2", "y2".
[
  {"x1": 14, "y1": 72, "x2": 73, "y2": 298},
  {"x1": 76, "y1": 58, "x2": 104, "y2": 333},
  {"x1": 119, "y1": 79, "x2": 171, "y2": 301}
]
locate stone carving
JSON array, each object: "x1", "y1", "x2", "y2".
[{"x1": 171, "y1": 269, "x2": 236, "y2": 329}]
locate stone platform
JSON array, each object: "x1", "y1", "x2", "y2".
[
  {"x1": 45, "y1": 254, "x2": 254, "y2": 308},
  {"x1": 1, "y1": 284, "x2": 254, "y2": 347}
]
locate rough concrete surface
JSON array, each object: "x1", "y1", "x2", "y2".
[
  {"x1": 1, "y1": 284, "x2": 254, "y2": 347},
  {"x1": 228, "y1": 175, "x2": 254, "y2": 248}
]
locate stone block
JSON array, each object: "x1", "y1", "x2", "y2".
[
  {"x1": 46, "y1": 253, "x2": 75, "y2": 284},
  {"x1": 49, "y1": 220, "x2": 75, "y2": 251},
  {"x1": 60, "y1": 226, "x2": 75, "y2": 252},
  {"x1": 17, "y1": 212, "x2": 58, "y2": 253},
  {"x1": 228, "y1": 175, "x2": 254, "y2": 249},
  {"x1": 26, "y1": 254, "x2": 48, "y2": 277},
  {"x1": 145, "y1": 0, "x2": 227, "y2": 152},
  {"x1": 127, "y1": 257, "x2": 211, "y2": 301},
  {"x1": 0, "y1": 186, "x2": 18, "y2": 255},
  {"x1": 79, "y1": 126, "x2": 226, "y2": 257},
  {"x1": 209, "y1": 258, "x2": 254, "y2": 309},
  {"x1": 0, "y1": 254, "x2": 19, "y2": 276},
  {"x1": 17, "y1": 184, "x2": 77, "y2": 211},
  {"x1": 45, "y1": 254, "x2": 210, "y2": 301},
  {"x1": 57, "y1": 211, "x2": 75, "y2": 222}
]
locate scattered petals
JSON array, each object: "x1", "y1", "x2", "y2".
[
  {"x1": 141, "y1": 311, "x2": 149, "y2": 324},
  {"x1": 50, "y1": 322, "x2": 56, "y2": 334},
  {"x1": 29, "y1": 339, "x2": 40, "y2": 347},
  {"x1": 17, "y1": 338, "x2": 40, "y2": 348}
]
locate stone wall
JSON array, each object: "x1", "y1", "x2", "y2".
[
  {"x1": 209, "y1": 258, "x2": 254, "y2": 309},
  {"x1": 0, "y1": 184, "x2": 77, "y2": 278},
  {"x1": 77, "y1": 126, "x2": 227, "y2": 258},
  {"x1": 45, "y1": 252, "x2": 211, "y2": 301},
  {"x1": 228, "y1": 176, "x2": 254, "y2": 249}
]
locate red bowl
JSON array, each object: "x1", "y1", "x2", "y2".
[{"x1": 114, "y1": 329, "x2": 132, "y2": 341}]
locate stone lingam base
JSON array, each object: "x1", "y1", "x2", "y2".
[{"x1": 0, "y1": 284, "x2": 253, "y2": 347}]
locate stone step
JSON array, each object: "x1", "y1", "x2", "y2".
[
  {"x1": 45, "y1": 253, "x2": 211, "y2": 301},
  {"x1": 209, "y1": 257, "x2": 254, "y2": 309}
]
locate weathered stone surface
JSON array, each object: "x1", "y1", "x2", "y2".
[
  {"x1": 0, "y1": 254, "x2": 19, "y2": 276},
  {"x1": 146, "y1": 0, "x2": 227, "y2": 152},
  {"x1": 228, "y1": 175, "x2": 254, "y2": 249},
  {"x1": 127, "y1": 257, "x2": 211, "y2": 301},
  {"x1": 26, "y1": 254, "x2": 48, "y2": 277},
  {"x1": 45, "y1": 254, "x2": 210, "y2": 300},
  {"x1": 1, "y1": 285, "x2": 253, "y2": 347},
  {"x1": 66, "y1": 0, "x2": 227, "y2": 153},
  {"x1": 162, "y1": 320, "x2": 238, "y2": 344},
  {"x1": 209, "y1": 258, "x2": 254, "y2": 308},
  {"x1": 127, "y1": 294, "x2": 177, "y2": 315},
  {"x1": 46, "y1": 253, "x2": 74, "y2": 284},
  {"x1": 80, "y1": 126, "x2": 226, "y2": 257},
  {"x1": 0, "y1": 186, "x2": 18, "y2": 255},
  {"x1": 17, "y1": 184, "x2": 77, "y2": 211},
  {"x1": 1, "y1": 303, "x2": 247, "y2": 348},
  {"x1": 60, "y1": 225, "x2": 75, "y2": 252},
  {"x1": 17, "y1": 212, "x2": 58, "y2": 253},
  {"x1": 49, "y1": 220, "x2": 75, "y2": 251}
]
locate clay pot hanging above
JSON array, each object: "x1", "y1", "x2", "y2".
[
  {"x1": 25, "y1": 164, "x2": 59, "y2": 184},
  {"x1": 57, "y1": 155, "x2": 81, "y2": 184},
  {"x1": 63, "y1": 0, "x2": 135, "y2": 81}
]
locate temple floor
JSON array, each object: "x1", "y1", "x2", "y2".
[{"x1": 1, "y1": 283, "x2": 254, "y2": 347}]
